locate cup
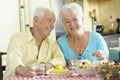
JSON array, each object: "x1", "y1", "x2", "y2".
[
  {"x1": 69, "y1": 58, "x2": 78, "y2": 73},
  {"x1": 32, "y1": 63, "x2": 45, "y2": 76}
]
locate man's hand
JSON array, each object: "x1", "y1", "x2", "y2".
[{"x1": 15, "y1": 65, "x2": 34, "y2": 77}]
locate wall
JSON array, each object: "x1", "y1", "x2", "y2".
[
  {"x1": 98, "y1": 0, "x2": 120, "y2": 33},
  {"x1": 83, "y1": 0, "x2": 98, "y2": 31},
  {"x1": 84, "y1": 0, "x2": 120, "y2": 33},
  {"x1": 0, "y1": 0, "x2": 20, "y2": 52}
]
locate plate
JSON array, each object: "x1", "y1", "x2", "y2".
[{"x1": 77, "y1": 68, "x2": 96, "y2": 76}]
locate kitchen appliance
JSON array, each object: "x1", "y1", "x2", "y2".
[
  {"x1": 96, "y1": 25, "x2": 104, "y2": 35},
  {"x1": 117, "y1": 18, "x2": 120, "y2": 33}
]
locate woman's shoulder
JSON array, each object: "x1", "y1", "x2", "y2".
[
  {"x1": 57, "y1": 34, "x2": 66, "y2": 42},
  {"x1": 90, "y1": 31, "x2": 102, "y2": 37}
]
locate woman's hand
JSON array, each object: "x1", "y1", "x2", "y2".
[
  {"x1": 15, "y1": 65, "x2": 34, "y2": 77},
  {"x1": 92, "y1": 50, "x2": 107, "y2": 61}
]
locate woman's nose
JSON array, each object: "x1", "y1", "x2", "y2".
[{"x1": 70, "y1": 21, "x2": 75, "y2": 26}]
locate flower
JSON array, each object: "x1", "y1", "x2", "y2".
[
  {"x1": 97, "y1": 61, "x2": 120, "y2": 74},
  {"x1": 96, "y1": 61, "x2": 120, "y2": 79}
]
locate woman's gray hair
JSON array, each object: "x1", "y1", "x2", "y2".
[{"x1": 59, "y1": 3, "x2": 84, "y2": 26}]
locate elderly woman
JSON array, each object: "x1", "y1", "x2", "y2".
[{"x1": 57, "y1": 3, "x2": 109, "y2": 65}]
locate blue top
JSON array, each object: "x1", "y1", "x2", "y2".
[{"x1": 57, "y1": 32, "x2": 109, "y2": 65}]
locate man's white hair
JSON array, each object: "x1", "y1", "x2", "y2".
[{"x1": 33, "y1": 7, "x2": 46, "y2": 18}]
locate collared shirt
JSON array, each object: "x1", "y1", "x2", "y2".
[{"x1": 3, "y1": 27, "x2": 66, "y2": 80}]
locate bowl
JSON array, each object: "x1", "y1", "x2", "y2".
[{"x1": 77, "y1": 68, "x2": 96, "y2": 76}]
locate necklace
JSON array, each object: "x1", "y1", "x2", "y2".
[{"x1": 79, "y1": 48, "x2": 84, "y2": 55}]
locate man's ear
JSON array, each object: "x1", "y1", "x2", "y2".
[{"x1": 33, "y1": 16, "x2": 38, "y2": 24}]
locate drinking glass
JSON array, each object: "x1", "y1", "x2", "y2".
[
  {"x1": 69, "y1": 58, "x2": 78, "y2": 74},
  {"x1": 32, "y1": 63, "x2": 45, "y2": 76}
]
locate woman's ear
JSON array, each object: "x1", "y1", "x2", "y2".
[
  {"x1": 82, "y1": 17, "x2": 84, "y2": 22},
  {"x1": 82, "y1": 17, "x2": 85, "y2": 28}
]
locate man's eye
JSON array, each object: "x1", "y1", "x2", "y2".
[
  {"x1": 65, "y1": 21, "x2": 70, "y2": 23},
  {"x1": 48, "y1": 19, "x2": 51, "y2": 22}
]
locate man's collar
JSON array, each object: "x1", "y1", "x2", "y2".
[{"x1": 26, "y1": 27, "x2": 50, "y2": 43}]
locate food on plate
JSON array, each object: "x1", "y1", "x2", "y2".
[
  {"x1": 55, "y1": 64, "x2": 63, "y2": 70},
  {"x1": 50, "y1": 64, "x2": 68, "y2": 74},
  {"x1": 76, "y1": 59, "x2": 92, "y2": 69}
]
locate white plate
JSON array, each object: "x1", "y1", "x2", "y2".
[{"x1": 77, "y1": 68, "x2": 96, "y2": 76}]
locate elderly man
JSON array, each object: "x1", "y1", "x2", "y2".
[{"x1": 3, "y1": 7, "x2": 66, "y2": 80}]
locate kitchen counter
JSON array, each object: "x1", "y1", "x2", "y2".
[{"x1": 103, "y1": 33, "x2": 120, "y2": 36}]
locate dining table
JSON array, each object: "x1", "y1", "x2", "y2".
[{"x1": 6, "y1": 74, "x2": 103, "y2": 80}]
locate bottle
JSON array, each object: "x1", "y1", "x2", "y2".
[
  {"x1": 109, "y1": 14, "x2": 114, "y2": 32},
  {"x1": 93, "y1": 17, "x2": 97, "y2": 32}
]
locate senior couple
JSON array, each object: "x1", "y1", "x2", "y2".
[{"x1": 3, "y1": 3, "x2": 108, "y2": 80}]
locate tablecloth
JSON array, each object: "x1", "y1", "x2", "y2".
[{"x1": 7, "y1": 75, "x2": 103, "y2": 80}]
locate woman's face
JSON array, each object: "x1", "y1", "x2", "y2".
[{"x1": 63, "y1": 10, "x2": 83, "y2": 35}]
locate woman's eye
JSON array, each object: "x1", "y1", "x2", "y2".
[{"x1": 74, "y1": 19, "x2": 78, "y2": 21}]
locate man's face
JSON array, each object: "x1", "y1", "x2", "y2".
[{"x1": 35, "y1": 10, "x2": 55, "y2": 37}]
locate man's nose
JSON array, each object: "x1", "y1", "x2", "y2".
[{"x1": 50, "y1": 22, "x2": 54, "y2": 28}]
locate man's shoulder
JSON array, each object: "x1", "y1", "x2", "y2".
[
  {"x1": 9, "y1": 31, "x2": 29, "y2": 46},
  {"x1": 11, "y1": 31, "x2": 26, "y2": 40}
]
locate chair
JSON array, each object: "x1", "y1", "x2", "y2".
[{"x1": 0, "y1": 52, "x2": 7, "y2": 80}]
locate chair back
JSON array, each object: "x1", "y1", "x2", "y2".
[{"x1": 0, "y1": 52, "x2": 7, "y2": 80}]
